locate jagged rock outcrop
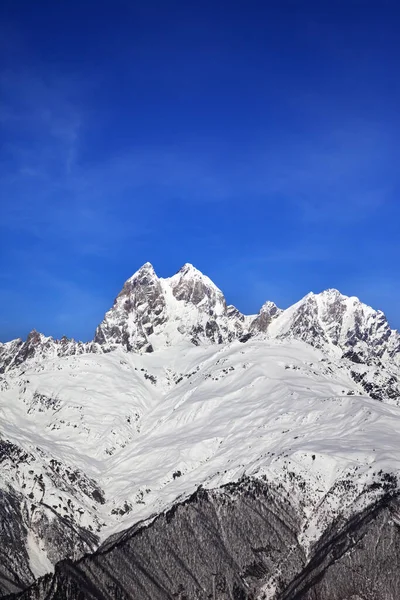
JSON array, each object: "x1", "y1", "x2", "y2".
[
  {"x1": 94, "y1": 262, "x2": 166, "y2": 353},
  {"x1": 0, "y1": 339, "x2": 24, "y2": 373},
  {"x1": 267, "y1": 289, "x2": 400, "y2": 363},
  {"x1": 1, "y1": 262, "x2": 400, "y2": 598},
  {"x1": 266, "y1": 289, "x2": 400, "y2": 401},
  {"x1": 250, "y1": 300, "x2": 283, "y2": 334},
  {"x1": 0, "y1": 331, "x2": 95, "y2": 374},
  {"x1": 94, "y1": 262, "x2": 247, "y2": 352}
]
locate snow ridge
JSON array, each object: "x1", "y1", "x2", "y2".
[
  {"x1": 2, "y1": 264, "x2": 399, "y2": 376},
  {"x1": 0, "y1": 262, "x2": 400, "y2": 593}
]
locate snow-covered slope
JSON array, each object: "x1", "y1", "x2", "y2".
[
  {"x1": 266, "y1": 288, "x2": 400, "y2": 400},
  {"x1": 1, "y1": 338, "x2": 400, "y2": 592},
  {"x1": 1, "y1": 263, "x2": 400, "y2": 597}
]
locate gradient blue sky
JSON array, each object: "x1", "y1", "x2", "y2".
[{"x1": 1, "y1": 0, "x2": 399, "y2": 341}]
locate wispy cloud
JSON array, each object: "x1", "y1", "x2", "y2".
[
  {"x1": 1, "y1": 62, "x2": 394, "y2": 260},
  {"x1": 0, "y1": 70, "x2": 135, "y2": 257},
  {"x1": 0, "y1": 70, "x2": 81, "y2": 176}
]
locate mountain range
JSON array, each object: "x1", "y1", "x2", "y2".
[{"x1": 1, "y1": 263, "x2": 400, "y2": 599}]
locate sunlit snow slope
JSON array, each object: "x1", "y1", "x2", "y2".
[{"x1": 0, "y1": 262, "x2": 400, "y2": 597}]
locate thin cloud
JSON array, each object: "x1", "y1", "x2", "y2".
[
  {"x1": 2, "y1": 66, "x2": 394, "y2": 252},
  {"x1": 0, "y1": 71, "x2": 82, "y2": 176}
]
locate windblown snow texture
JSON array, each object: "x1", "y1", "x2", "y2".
[{"x1": 1, "y1": 262, "x2": 400, "y2": 599}]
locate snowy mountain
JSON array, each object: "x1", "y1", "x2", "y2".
[
  {"x1": 94, "y1": 262, "x2": 247, "y2": 353},
  {"x1": 267, "y1": 288, "x2": 400, "y2": 365},
  {"x1": 2, "y1": 264, "x2": 399, "y2": 378},
  {"x1": 250, "y1": 300, "x2": 283, "y2": 333},
  {"x1": 0, "y1": 330, "x2": 96, "y2": 374},
  {"x1": 266, "y1": 288, "x2": 400, "y2": 401},
  {"x1": 1, "y1": 263, "x2": 400, "y2": 599}
]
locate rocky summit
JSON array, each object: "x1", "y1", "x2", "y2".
[{"x1": 1, "y1": 263, "x2": 400, "y2": 599}]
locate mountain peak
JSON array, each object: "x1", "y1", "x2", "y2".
[
  {"x1": 266, "y1": 285, "x2": 397, "y2": 368},
  {"x1": 250, "y1": 300, "x2": 282, "y2": 333},
  {"x1": 168, "y1": 263, "x2": 224, "y2": 309},
  {"x1": 26, "y1": 329, "x2": 46, "y2": 344},
  {"x1": 174, "y1": 263, "x2": 210, "y2": 281},
  {"x1": 93, "y1": 261, "x2": 249, "y2": 352},
  {"x1": 127, "y1": 262, "x2": 157, "y2": 282},
  {"x1": 304, "y1": 288, "x2": 343, "y2": 299},
  {"x1": 315, "y1": 288, "x2": 348, "y2": 302},
  {"x1": 179, "y1": 262, "x2": 197, "y2": 273},
  {"x1": 2, "y1": 261, "x2": 400, "y2": 409},
  {"x1": 260, "y1": 300, "x2": 281, "y2": 313}
]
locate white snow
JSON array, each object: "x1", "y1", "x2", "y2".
[
  {"x1": 26, "y1": 531, "x2": 53, "y2": 578},
  {"x1": 1, "y1": 336, "x2": 399, "y2": 560},
  {"x1": 1, "y1": 266, "x2": 400, "y2": 577}
]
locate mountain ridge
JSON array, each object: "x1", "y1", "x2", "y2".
[
  {"x1": 1, "y1": 262, "x2": 399, "y2": 373},
  {"x1": 1, "y1": 262, "x2": 400, "y2": 598}
]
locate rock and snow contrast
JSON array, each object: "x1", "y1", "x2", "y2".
[
  {"x1": 1, "y1": 262, "x2": 400, "y2": 599},
  {"x1": 93, "y1": 262, "x2": 248, "y2": 352}
]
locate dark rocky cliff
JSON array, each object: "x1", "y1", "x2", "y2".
[{"x1": 7, "y1": 480, "x2": 400, "y2": 600}]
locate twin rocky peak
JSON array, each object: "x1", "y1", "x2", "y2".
[
  {"x1": 94, "y1": 262, "x2": 264, "y2": 353},
  {"x1": 1, "y1": 262, "x2": 399, "y2": 373}
]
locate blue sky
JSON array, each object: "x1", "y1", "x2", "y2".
[{"x1": 1, "y1": 0, "x2": 399, "y2": 341}]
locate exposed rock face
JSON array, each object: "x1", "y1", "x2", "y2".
[
  {"x1": 0, "y1": 339, "x2": 24, "y2": 373},
  {"x1": 94, "y1": 262, "x2": 166, "y2": 353},
  {"x1": 9, "y1": 480, "x2": 306, "y2": 600},
  {"x1": 0, "y1": 331, "x2": 94, "y2": 374},
  {"x1": 251, "y1": 300, "x2": 283, "y2": 333},
  {"x1": 267, "y1": 289, "x2": 400, "y2": 401},
  {"x1": 169, "y1": 263, "x2": 225, "y2": 309},
  {"x1": 167, "y1": 264, "x2": 248, "y2": 345},
  {"x1": 94, "y1": 262, "x2": 247, "y2": 352},
  {"x1": 1, "y1": 262, "x2": 400, "y2": 599},
  {"x1": 280, "y1": 493, "x2": 400, "y2": 600},
  {"x1": 0, "y1": 438, "x2": 100, "y2": 596},
  {"x1": 268, "y1": 289, "x2": 399, "y2": 363},
  {"x1": 9, "y1": 481, "x2": 400, "y2": 600},
  {"x1": 0, "y1": 484, "x2": 98, "y2": 597},
  {"x1": 0, "y1": 488, "x2": 34, "y2": 596}
]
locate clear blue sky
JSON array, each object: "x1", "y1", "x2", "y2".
[{"x1": 1, "y1": 0, "x2": 399, "y2": 341}]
